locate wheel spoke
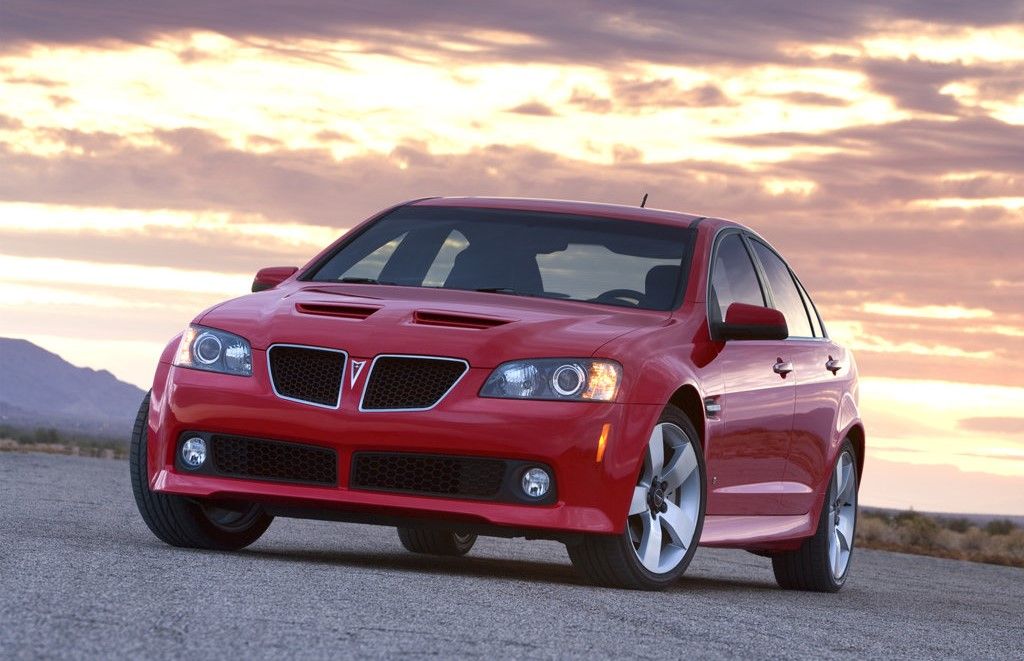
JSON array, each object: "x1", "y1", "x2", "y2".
[
  {"x1": 661, "y1": 500, "x2": 696, "y2": 549},
  {"x1": 840, "y1": 462, "x2": 856, "y2": 504},
  {"x1": 836, "y1": 512, "x2": 854, "y2": 551},
  {"x1": 830, "y1": 529, "x2": 842, "y2": 576},
  {"x1": 639, "y1": 513, "x2": 662, "y2": 571},
  {"x1": 834, "y1": 457, "x2": 845, "y2": 502},
  {"x1": 629, "y1": 486, "x2": 649, "y2": 515},
  {"x1": 662, "y1": 442, "x2": 697, "y2": 491},
  {"x1": 647, "y1": 425, "x2": 665, "y2": 476}
]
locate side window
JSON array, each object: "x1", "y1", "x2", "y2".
[
  {"x1": 709, "y1": 233, "x2": 765, "y2": 324},
  {"x1": 796, "y1": 279, "x2": 825, "y2": 338},
  {"x1": 749, "y1": 240, "x2": 814, "y2": 338}
]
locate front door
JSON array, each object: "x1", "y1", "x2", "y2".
[{"x1": 703, "y1": 231, "x2": 795, "y2": 516}]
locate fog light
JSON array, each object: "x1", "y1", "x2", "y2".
[
  {"x1": 521, "y1": 467, "x2": 551, "y2": 498},
  {"x1": 181, "y1": 437, "x2": 207, "y2": 469}
]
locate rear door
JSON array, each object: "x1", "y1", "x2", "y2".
[
  {"x1": 704, "y1": 231, "x2": 795, "y2": 516},
  {"x1": 747, "y1": 239, "x2": 843, "y2": 515}
]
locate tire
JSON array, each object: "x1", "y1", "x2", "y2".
[
  {"x1": 397, "y1": 527, "x2": 477, "y2": 556},
  {"x1": 129, "y1": 393, "x2": 273, "y2": 551},
  {"x1": 567, "y1": 405, "x2": 706, "y2": 590},
  {"x1": 772, "y1": 439, "x2": 858, "y2": 592}
]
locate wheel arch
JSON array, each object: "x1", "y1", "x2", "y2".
[
  {"x1": 845, "y1": 423, "x2": 866, "y2": 487},
  {"x1": 667, "y1": 384, "x2": 706, "y2": 453}
]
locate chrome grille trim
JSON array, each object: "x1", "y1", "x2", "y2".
[{"x1": 266, "y1": 343, "x2": 347, "y2": 409}]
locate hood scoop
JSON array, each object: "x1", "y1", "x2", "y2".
[
  {"x1": 296, "y1": 302, "x2": 381, "y2": 320},
  {"x1": 412, "y1": 310, "x2": 513, "y2": 330}
]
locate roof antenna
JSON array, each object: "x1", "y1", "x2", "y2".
[{"x1": 640, "y1": 193, "x2": 648, "y2": 208}]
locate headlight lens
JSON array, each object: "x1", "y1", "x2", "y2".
[
  {"x1": 173, "y1": 325, "x2": 253, "y2": 376},
  {"x1": 480, "y1": 359, "x2": 621, "y2": 402}
]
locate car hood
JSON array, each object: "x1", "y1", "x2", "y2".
[{"x1": 198, "y1": 283, "x2": 670, "y2": 368}]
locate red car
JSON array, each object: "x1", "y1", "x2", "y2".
[{"x1": 130, "y1": 197, "x2": 863, "y2": 592}]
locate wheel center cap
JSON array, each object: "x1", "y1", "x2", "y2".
[{"x1": 648, "y1": 480, "x2": 668, "y2": 512}]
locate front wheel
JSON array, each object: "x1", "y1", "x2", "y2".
[
  {"x1": 771, "y1": 440, "x2": 858, "y2": 592},
  {"x1": 129, "y1": 393, "x2": 273, "y2": 550},
  {"x1": 567, "y1": 405, "x2": 706, "y2": 590}
]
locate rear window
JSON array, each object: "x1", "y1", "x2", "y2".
[{"x1": 307, "y1": 206, "x2": 695, "y2": 311}]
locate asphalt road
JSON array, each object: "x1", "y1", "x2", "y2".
[{"x1": 1, "y1": 453, "x2": 1021, "y2": 659}]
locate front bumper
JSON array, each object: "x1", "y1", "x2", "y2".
[{"x1": 147, "y1": 355, "x2": 661, "y2": 536}]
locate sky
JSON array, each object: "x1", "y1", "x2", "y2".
[{"x1": 1, "y1": 1, "x2": 1022, "y2": 514}]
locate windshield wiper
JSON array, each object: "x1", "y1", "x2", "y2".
[
  {"x1": 339, "y1": 277, "x2": 396, "y2": 285},
  {"x1": 474, "y1": 287, "x2": 519, "y2": 294}
]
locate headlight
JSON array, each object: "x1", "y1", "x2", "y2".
[
  {"x1": 173, "y1": 325, "x2": 253, "y2": 376},
  {"x1": 480, "y1": 359, "x2": 621, "y2": 402}
]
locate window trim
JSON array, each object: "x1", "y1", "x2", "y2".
[
  {"x1": 744, "y1": 235, "x2": 825, "y2": 342},
  {"x1": 705, "y1": 227, "x2": 770, "y2": 341},
  {"x1": 705, "y1": 226, "x2": 829, "y2": 343}
]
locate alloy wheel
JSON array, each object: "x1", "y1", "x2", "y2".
[
  {"x1": 627, "y1": 422, "x2": 701, "y2": 574},
  {"x1": 828, "y1": 450, "x2": 857, "y2": 579}
]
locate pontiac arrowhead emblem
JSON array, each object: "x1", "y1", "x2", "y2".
[{"x1": 349, "y1": 360, "x2": 366, "y2": 388}]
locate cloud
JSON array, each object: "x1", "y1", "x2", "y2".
[
  {"x1": 569, "y1": 78, "x2": 731, "y2": 114},
  {"x1": 0, "y1": 114, "x2": 23, "y2": 129},
  {"x1": 958, "y1": 417, "x2": 1024, "y2": 435},
  {"x1": 770, "y1": 91, "x2": 850, "y2": 106},
  {"x1": 3, "y1": 0, "x2": 1022, "y2": 67},
  {"x1": 506, "y1": 101, "x2": 556, "y2": 116}
]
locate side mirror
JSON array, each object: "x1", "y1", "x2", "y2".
[
  {"x1": 252, "y1": 266, "x2": 298, "y2": 292},
  {"x1": 713, "y1": 303, "x2": 788, "y2": 341}
]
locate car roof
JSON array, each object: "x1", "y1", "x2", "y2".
[{"x1": 411, "y1": 196, "x2": 744, "y2": 231}]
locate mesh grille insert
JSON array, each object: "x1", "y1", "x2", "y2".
[
  {"x1": 211, "y1": 435, "x2": 337, "y2": 485},
  {"x1": 350, "y1": 453, "x2": 505, "y2": 498},
  {"x1": 268, "y1": 345, "x2": 345, "y2": 407},
  {"x1": 361, "y1": 356, "x2": 467, "y2": 410}
]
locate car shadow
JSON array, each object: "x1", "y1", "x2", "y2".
[
  {"x1": 237, "y1": 545, "x2": 780, "y2": 593},
  {"x1": 128, "y1": 530, "x2": 780, "y2": 592},
  {"x1": 243, "y1": 546, "x2": 586, "y2": 586}
]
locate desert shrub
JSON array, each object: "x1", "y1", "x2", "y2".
[
  {"x1": 895, "y1": 511, "x2": 941, "y2": 550},
  {"x1": 32, "y1": 427, "x2": 61, "y2": 444},
  {"x1": 984, "y1": 519, "x2": 1016, "y2": 536},
  {"x1": 944, "y1": 517, "x2": 972, "y2": 533},
  {"x1": 856, "y1": 516, "x2": 895, "y2": 544},
  {"x1": 994, "y1": 529, "x2": 1024, "y2": 557},
  {"x1": 959, "y1": 527, "x2": 988, "y2": 553}
]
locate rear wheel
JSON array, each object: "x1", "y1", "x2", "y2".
[
  {"x1": 129, "y1": 393, "x2": 273, "y2": 550},
  {"x1": 772, "y1": 440, "x2": 858, "y2": 592},
  {"x1": 567, "y1": 405, "x2": 705, "y2": 590},
  {"x1": 397, "y1": 527, "x2": 477, "y2": 556}
]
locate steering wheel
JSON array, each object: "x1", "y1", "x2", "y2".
[{"x1": 592, "y1": 289, "x2": 646, "y2": 306}]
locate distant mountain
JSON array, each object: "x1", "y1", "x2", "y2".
[{"x1": 0, "y1": 338, "x2": 146, "y2": 440}]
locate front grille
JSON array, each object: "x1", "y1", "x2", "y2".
[
  {"x1": 350, "y1": 453, "x2": 505, "y2": 498},
  {"x1": 211, "y1": 435, "x2": 337, "y2": 486},
  {"x1": 268, "y1": 345, "x2": 345, "y2": 407},
  {"x1": 361, "y1": 356, "x2": 467, "y2": 410}
]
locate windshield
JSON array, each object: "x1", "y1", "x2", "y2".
[{"x1": 307, "y1": 206, "x2": 695, "y2": 310}]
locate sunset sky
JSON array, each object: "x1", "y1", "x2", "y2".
[{"x1": 1, "y1": 2, "x2": 1022, "y2": 514}]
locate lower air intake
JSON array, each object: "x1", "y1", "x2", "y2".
[
  {"x1": 350, "y1": 452, "x2": 505, "y2": 499},
  {"x1": 211, "y1": 435, "x2": 338, "y2": 486}
]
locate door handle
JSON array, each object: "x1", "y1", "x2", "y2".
[
  {"x1": 825, "y1": 356, "x2": 842, "y2": 375},
  {"x1": 773, "y1": 360, "x2": 794, "y2": 377}
]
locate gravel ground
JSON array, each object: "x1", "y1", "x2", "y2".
[{"x1": 1, "y1": 452, "x2": 1021, "y2": 659}]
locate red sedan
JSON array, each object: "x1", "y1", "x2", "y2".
[{"x1": 131, "y1": 197, "x2": 864, "y2": 591}]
